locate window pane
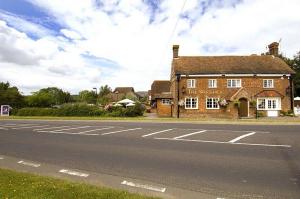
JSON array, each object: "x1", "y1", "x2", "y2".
[
  {"x1": 227, "y1": 80, "x2": 231, "y2": 87},
  {"x1": 268, "y1": 100, "x2": 272, "y2": 109},
  {"x1": 237, "y1": 80, "x2": 241, "y2": 87},
  {"x1": 185, "y1": 98, "x2": 191, "y2": 108},
  {"x1": 272, "y1": 100, "x2": 276, "y2": 109}
]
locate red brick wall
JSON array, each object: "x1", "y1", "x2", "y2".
[
  {"x1": 171, "y1": 76, "x2": 292, "y2": 118},
  {"x1": 157, "y1": 99, "x2": 172, "y2": 117}
]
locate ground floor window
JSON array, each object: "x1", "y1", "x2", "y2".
[
  {"x1": 257, "y1": 98, "x2": 281, "y2": 110},
  {"x1": 206, "y1": 98, "x2": 219, "y2": 109},
  {"x1": 162, "y1": 99, "x2": 171, "y2": 105},
  {"x1": 185, "y1": 97, "x2": 198, "y2": 109}
]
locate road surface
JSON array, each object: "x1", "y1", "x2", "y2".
[{"x1": 0, "y1": 120, "x2": 299, "y2": 198}]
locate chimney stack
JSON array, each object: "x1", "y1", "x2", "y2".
[
  {"x1": 268, "y1": 42, "x2": 279, "y2": 56},
  {"x1": 173, "y1": 45, "x2": 179, "y2": 58}
]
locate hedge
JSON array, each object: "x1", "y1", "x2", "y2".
[{"x1": 14, "y1": 103, "x2": 145, "y2": 117}]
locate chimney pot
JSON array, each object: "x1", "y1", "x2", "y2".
[
  {"x1": 173, "y1": 45, "x2": 179, "y2": 58},
  {"x1": 268, "y1": 42, "x2": 279, "y2": 56}
]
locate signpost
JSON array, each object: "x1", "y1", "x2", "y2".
[{"x1": 0, "y1": 105, "x2": 10, "y2": 116}]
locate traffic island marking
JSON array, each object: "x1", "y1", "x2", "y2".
[
  {"x1": 121, "y1": 180, "x2": 166, "y2": 193},
  {"x1": 59, "y1": 169, "x2": 89, "y2": 177},
  {"x1": 18, "y1": 160, "x2": 41, "y2": 168}
]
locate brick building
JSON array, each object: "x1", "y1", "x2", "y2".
[
  {"x1": 150, "y1": 80, "x2": 172, "y2": 117},
  {"x1": 107, "y1": 87, "x2": 138, "y2": 102},
  {"x1": 166, "y1": 42, "x2": 295, "y2": 118}
]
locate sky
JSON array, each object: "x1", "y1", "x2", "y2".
[{"x1": 0, "y1": 0, "x2": 300, "y2": 95}]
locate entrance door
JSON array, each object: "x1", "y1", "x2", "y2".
[{"x1": 239, "y1": 98, "x2": 248, "y2": 117}]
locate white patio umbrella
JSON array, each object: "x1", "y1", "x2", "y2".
[
  {"x1": 126, "y1": 102, "x2": 135, "y2": 107},
  {"x1": 117, "y1": 99, "x2": 134, "y2": 104}
]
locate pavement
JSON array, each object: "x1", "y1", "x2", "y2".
[{"x1": 0, "y1": 120, "x2": 300, "y2": 199}]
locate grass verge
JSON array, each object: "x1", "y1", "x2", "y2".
[{"x1": 0, "y1": 168, "x2": 159, "y2": 199}]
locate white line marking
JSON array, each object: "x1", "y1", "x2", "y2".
[
  {"x1": 37, "y1": 131, "x2": 99, "y2": 136},
  {"x1": 142, "y1": 129, "x2": 173, "y2": 138},
  {"x1": 173, "y1": 130, "x2": 207, "y2": 139},
  {"x1": 229, "y1": 132, "x2": 256, "y2": 143},
  {"x1": 102, "y1": 128, "x2": 142, "y2": 135},
  {"x1": 76, "y1": 127, "x2": 114, "y2": 134},
  {"x1": 174, "y1": 128, "x2": 270, "y2": 133},
  {"x1": 12, "y1": 125, "x2": 49, "y2": 129},
  {"x1": 155, "y1": 138, "x2": 291, "y2": 148},
  {"x1": 0, "y1": 157, "x2": 3, "y2": 160},
  {"x1": 33, "y1": 126, "x2": 71, "y2": 131},
  {"x1": 0, "y1": 127, "x2": 8, "y2": 130},
  {"x1": 59, "y1": 169, "x2": 89, "y2": 177},
  {"x1": 0, "y1": 124, "x2": 38, "y2": 128},
  {"x1": 50, "y1": 126, "x2": 91, "y2": 132},
  {"x1": 121, "y1": 180, "x2": 166, "y2": 193},
  {"x1": 18, "y1": 160, "x2": 40, "y2": 167}
]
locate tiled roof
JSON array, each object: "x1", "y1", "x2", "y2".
[
  {"x1": 114, "y1": 87, "x2": 135, "y2": 94},
  {"x1": 172, "y1": 55, "x2": 295, "y2": 75},
  {"x1": 151, "y1": 80, "x2": 171, "y2": 99},
  {"x1": 255, "y1": 90, "x2": 284, "y2": 98}
]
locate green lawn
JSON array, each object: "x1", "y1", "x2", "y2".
[{"x1": 0, "y1": 168, "x2": 160, "y2": 199}]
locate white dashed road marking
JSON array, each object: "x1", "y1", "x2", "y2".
[
  {"x1": 155, "y1": 138, "x2": 291, "y2": 148},
  {"x1": 142, "y1": 129, "x2": 173, "y2": 138},
  {"x1": 34, "y1": 126, "x2": 71, "y2": 131},
  {"x1": 59, "y1": 169, "x2": 89, "y2": 177},
  {"x1": 12, "y1": 125, "x2": 49, "y2": 129},
  {"x1": 102, "y1": 128, "x2": 142, "y2": 135},
  {"x1": 0, "y1": 157, "x2": 4, "y2": 160},
  {"x1": 48, "y1": 126, "x2": 91, "y2": 132},
  {"x1": 37, "y1": 126, "x2": 92, "y2": 134},
  {"x1": 18, "y1": 160, "x2": 41, "y2": 167},
  {"x1": 76, "y1": 127, "x2": 114, "y2": 134},
  {"x1": 121, "y1": 180, "x2": 166, "y2": 193},
  {"x1": 173, "y1": 130, "x2": 207, "y2": 139},
  {"x1": 229, "y1": 132, "x2": 256, "y2": 143}
]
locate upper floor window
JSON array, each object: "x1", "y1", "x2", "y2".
[
  {"x1": 187, "y1": 79, "x2": 196, "y2": 88},
  {"x1": 206, "y1": 98, "x2": 219, "y2": 109},
  {"x1": 208, "y1": 79, "x2": 217, "y2": 88},
  {"x1": 185, "y1": 97, "x2": 198, "y2": 109},
  {"x1": 227, "y1": 79, "x2": 241, "y2": 88},
  {"x1": 263, "y1": 79, "x2": 274, "y2": 88},
  {"x1": 162, "y1": 99, "x2": 171, "y2": 105}
]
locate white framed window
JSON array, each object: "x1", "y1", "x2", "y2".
[
  {"x1": 185, "y1": 97, "x2": 198, "y2": 109},
  {"x1": 208, "y1": 79, "x2": 217, "y2": 88},
  {"x1": 162, "y1": 99, "x2": 171, "y2": 105},
  {"x1": 206, "y1": 98, "x2": 219, "y2": 109},
  {"x1": 227, "y1": 79, "x2": 241, "y2": 88},
  {"x1": 187, "y1": 79, "x2": 196, "y2": 88},
  {"x1": 263, "y1": 79, "x2": 274, "y2": 88},
  {"x1": 257, "y1": 98, "x2": 281, "y2": 110}
]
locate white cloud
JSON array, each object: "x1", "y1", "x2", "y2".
[{"x1": 1, "y1": 0, "x2": 300, "y2": 95}]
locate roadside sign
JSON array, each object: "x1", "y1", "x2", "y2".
[{"x1": 0, "y1": 105, "x2": 10, "y2": 116}]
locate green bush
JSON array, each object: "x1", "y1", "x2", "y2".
[
  {"x1": 13, "y1": 103, "x2": 145, "y2": 117},
  {"x1": 15, "y1": 103, "x2": 105, "y2": 117},
  {"x1": 106, "y1": 103, "x2": 145, "y2": 117}
]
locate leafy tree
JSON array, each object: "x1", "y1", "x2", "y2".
[
  {"x1": 0, "y1": 82, "x2": 24, "y2": 108},
  {"x1": 99, "y1": 85, "x2": 112, "y2": 97},
  {"x1": 26, "y1": 87, "x2": 72, "y2": 107},
  {"x1": 279, "y1": 52, "x2": 300, "y2": 97},
  {"x1": 78, "y1": 90, "x2": 97, "y2": 104}
]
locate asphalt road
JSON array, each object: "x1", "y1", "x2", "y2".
[{"x1": 0, "y1": 120, "x2": 300, "y2": 199}]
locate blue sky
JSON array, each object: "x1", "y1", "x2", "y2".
[{"x1": 0, "y1": 0, "x2": 300, "y2": 94}]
